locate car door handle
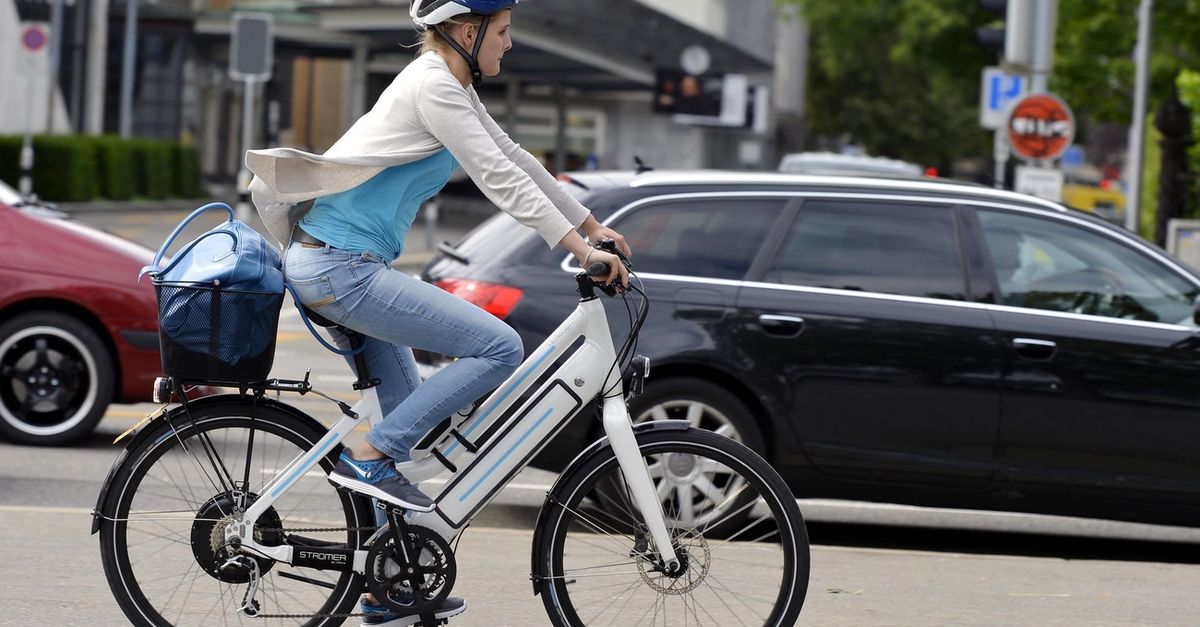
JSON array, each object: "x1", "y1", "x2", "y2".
[
  {"x1": 1012, "y1": 338, "x2": 1057, "y2": 361},
  {"x1": 758, "y1": 314, "x2": 805, "y2": 337}
]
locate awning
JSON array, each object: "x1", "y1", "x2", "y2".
[{"x1": 301, "y1": 0, "x2": 772, "y2": 90}]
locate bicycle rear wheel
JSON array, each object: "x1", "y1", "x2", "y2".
[
  {"x1": 536, "y1": 428, "x2": 809, "y2": 626},
  {"x1": 97, "y1": 397, "x2": 374, "y2": 626}
]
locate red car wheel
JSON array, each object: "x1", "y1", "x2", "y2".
[{"x1": 0, "y1": 311, "x2": 115, "y2": 445}]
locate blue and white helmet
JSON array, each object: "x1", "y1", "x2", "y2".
[{"x1": 410, "y1": 0, "x2": 520, "y2": 29}]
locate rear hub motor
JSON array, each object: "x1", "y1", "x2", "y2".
[{"x1": 190, "y1": 491, "x2": 283, "y2": 583}]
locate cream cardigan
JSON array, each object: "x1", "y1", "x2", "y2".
[{"x1": 246, "y1": 52, "x2": 590, "y2": 248}]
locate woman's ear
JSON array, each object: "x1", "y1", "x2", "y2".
[{"x1": 461, "y1": 23, "x2": 476, "y2": 45}]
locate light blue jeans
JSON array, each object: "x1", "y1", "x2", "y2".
[{"x1": 284, "y1": 242, "x2": 523, "y2": 462}]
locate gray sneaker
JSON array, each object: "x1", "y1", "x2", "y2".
[{"x1": 328, "y1": 452, "x2": 435, "y2": 512}]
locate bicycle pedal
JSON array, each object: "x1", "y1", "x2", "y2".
[{"x1": 373, "y1": 500, "x2": 410, "y2": 514}]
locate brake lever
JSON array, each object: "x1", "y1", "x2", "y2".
[{"x1": 596, "y1": 238, "x2": 632, "y2": 269}]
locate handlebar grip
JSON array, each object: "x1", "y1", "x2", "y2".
[{"x1": 587, "y1": 260, "x2": 610, "y2": 277}]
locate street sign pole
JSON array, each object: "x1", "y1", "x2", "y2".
[
  {"x1": 119, "y1": 0, "x2": 139, "y2": 138},
  {"x1": 20, "y1": 107, "x2": 34, "y2": 197},
  {"x1": 994, "y1": 128, "x2": 1008, "y2": 190},
  {"x1": 1029, "y1": 0, "x2": 1058, "y2": 94},
  {"x1": 18, "y1": 24, "x2": 49, "y2": 197},
  {"x1": 46, "y1": 0, "x2": 64, "y2": 134},
  {"x1": 1126, "y1": 0, "x2": 1153, "y2": 233},
  {"x1": 229, "y1": 13, "x2": 274, "y2": 221},
  {"x1": 238, "y1": 78, "x2": 258, "y2": 220}
]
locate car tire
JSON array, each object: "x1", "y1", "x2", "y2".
[
  {"x1": 0, "y1": 311, "x2": 114, "y2": 445},
  {"x1": 628, "y1": 376, "x2": 766, "y2": 455}
]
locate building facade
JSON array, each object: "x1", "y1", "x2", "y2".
[{"x1": 4, "y1": 0, "x2": 808, "y2": 182}]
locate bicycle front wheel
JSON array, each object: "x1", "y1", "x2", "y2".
[
  {"x1": 536, "y1": 427, "x2": 810, "y2": 626},
  {"x1": 97, "y1": 397, "x2": 374, "y2": 626}
]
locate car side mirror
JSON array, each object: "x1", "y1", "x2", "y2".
[{"x1": 1194, "y1": 295, "x2": 1200, "y2": 326}]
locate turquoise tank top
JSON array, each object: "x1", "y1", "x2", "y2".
[{"x1": 299, "y1": 149, "x2": 459, "y2": 261}]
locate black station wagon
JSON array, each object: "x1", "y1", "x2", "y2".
[{"x1": 420, "y1": 171, "x2": 1200, "y2": 528}]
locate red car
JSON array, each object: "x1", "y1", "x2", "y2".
[{"x1": 0, "y1": 181, "x2": 161, "y2": 445}]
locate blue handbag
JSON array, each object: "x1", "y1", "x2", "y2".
[{"x1": 141, "y1": 202, "x2": 284, "y2": 381}]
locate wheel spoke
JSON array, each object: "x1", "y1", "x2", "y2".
[
  {"x1": 99, "y1": 404, "x2": 367, "y2": 626},
  {"x1": 540, "y1": 432, "x2": 808, "y2": 626},
  {"x1": 690, "y1": 474, "x2": 727, "y2": 510}
]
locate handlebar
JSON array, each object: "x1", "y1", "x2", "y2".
[{"x1": 585, "y1": 239, "x2": 631, "y2": 296}]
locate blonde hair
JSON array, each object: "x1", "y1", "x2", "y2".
[{"x1": 418, "y1": 14, "x2": 487, "y2": 56}]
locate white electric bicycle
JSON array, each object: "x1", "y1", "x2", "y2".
[{"x1": 93, "y1": 242, "x2": 810, "y2": 626}]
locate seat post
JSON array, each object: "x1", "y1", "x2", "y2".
[{"x1": 343, "y1": 328, "x2": 381, "y2": 391}]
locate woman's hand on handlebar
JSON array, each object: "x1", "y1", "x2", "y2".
[
  {"x1": 561, "y1": 228, "x2": 630, "y2": 291},
  {"x1": 585, "y1": 223, "x2": 632, "y2": 259},
  {"x1": 582, "y1": 248, "x2": 629, "y2": 289}
]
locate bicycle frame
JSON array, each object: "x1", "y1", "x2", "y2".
[{"x1": 228, "y1": 280, "x2": 681, "y2": 573}]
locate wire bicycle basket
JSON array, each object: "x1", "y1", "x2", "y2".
[{"x1": 153, "y1": 278, "x2": 284, "y2": 383}]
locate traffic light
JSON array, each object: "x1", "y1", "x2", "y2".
[
  {"x1": 976, "y1": 0, "x2": 1007, "y2": 55},
  {"x1": 976, "y1": 0, "x2": 1034, "y2": 67}
]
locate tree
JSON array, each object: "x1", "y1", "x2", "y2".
[
  {"x1": 782, "y1": 0, "x2": 997, "y2": 172},
  {"x1": 1053, "y1": 0, "x2": 1200, "y2": 124},
  {"x1": 785, "y1": 0, "x2": 1200, "y2": 180}
]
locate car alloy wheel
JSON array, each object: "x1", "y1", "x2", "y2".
[{"x1": 0, "y1": 312, "x2": 114, "y2": 445}]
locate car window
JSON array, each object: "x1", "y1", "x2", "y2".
[
  {"x1": 610, "y1": 198, "x2": 783, "y2": 280},
  {"x1": 978, "y1": 210, "x2": 1200, "y2": 325},
  {"x1": 763, "y1": 200, "x2": 966, "y2": 300}
]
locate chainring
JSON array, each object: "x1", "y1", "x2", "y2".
[{"x1": 365, "y1": 524, "x2": 456, "y2": 615}]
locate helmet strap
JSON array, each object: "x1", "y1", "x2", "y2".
[{"x1": 433, "y1": 12, "x2": 492, "y2": 88}]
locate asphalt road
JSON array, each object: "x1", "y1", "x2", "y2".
[
  {"x1": 6, "y1": 417, "x2": 1200, "y2": 627},
  {"x1": 3, "y1": 207, "x2": 1200, "y2": 625}
]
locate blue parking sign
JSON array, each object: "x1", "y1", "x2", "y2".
[{"x1": 980, "y1": 67, "x2": 1026, "y2": 130}]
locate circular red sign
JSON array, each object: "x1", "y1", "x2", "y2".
[
  {"x1": 1006, "y1": 93, "x2": 1075, "y2": 161},
  {"x1": 21, "y1": 26, "x2": 47, "y2": 52}
]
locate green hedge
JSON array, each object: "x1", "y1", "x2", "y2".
[
  {"x1": 0, "y1": 137, "x2": 20, "y2": 187},
  {"x1": 32, "y1": 136, "x2": 99, "y2": 202},
  {"x1": 173, "y1": 144, "x2": 203, "y2": 200},
  {"x1": 94, "y1": 135, "x2": 136, "y2": 201},
  {"x1": 130, "y1": 139, "x2": 173, "y2": 200},
  {"x1": 0, "y1": 134, "x2": 203, "y2": 202}
]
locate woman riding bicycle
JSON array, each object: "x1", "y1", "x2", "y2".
[{"x1": 246, "y1": 0, "x2": 630, "y2": 623}]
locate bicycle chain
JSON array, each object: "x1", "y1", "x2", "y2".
[
  {"x1": 257, "y1": 526, "x2": 376, "y2": 534},
  {"x1": 243, "y1": 525, "x2": 376, "y2": 621}
]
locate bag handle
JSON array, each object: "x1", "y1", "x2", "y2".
[{"x1": 140, "y1": 202, "x2": 238, "y2": 280}]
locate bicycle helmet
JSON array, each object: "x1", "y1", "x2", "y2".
[{"x1": 410, "y1": 0, "x2": 520, "y2": 87}]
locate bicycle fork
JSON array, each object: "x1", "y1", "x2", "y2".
[{"x1": 601, "y1": 394, "x2": 682, "y2": 573}]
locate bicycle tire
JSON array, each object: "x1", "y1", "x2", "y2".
[
  {"x1": 97, "y1": 397, "x2": 375, "y2": 626},
  {"x1": 535, "y1": 427, "x2": 810, "y2": 626}
]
